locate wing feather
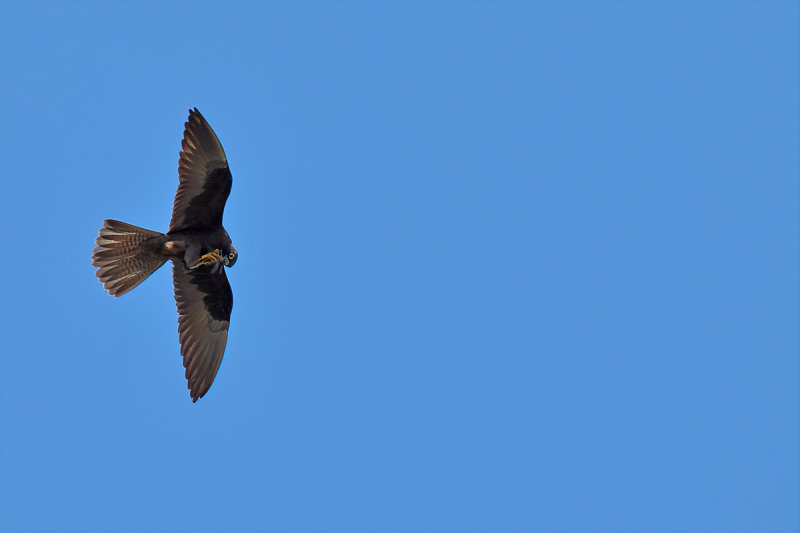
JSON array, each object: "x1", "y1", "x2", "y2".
[
  {"x1": 172, "y1": 261, "x2": 233, "y2": 402},
  {"x1": 169, "y1": 108, "x2": 232, "y2": 232}
]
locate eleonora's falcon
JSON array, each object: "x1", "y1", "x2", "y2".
[{"x1": 92, "y1": 108, "x2": 237, "y2": 402}]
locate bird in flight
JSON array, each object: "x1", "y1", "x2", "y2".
[{"x1": 92, "y1": 108, "x2": 237, "y2": 402}]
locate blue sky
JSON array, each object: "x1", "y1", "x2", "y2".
[{"x1": 0, "y1": 2, "x2": 797, "y2": 532}]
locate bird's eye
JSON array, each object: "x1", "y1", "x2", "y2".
[{"x1": 228, "y1": 252, "x2": 235, "y2": 259}]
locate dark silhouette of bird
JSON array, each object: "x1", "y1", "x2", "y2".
[{"x1": 92, "y1": 108, "x2": 237, "y2": 402}]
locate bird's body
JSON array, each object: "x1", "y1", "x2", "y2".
[
  {"x1": 161, "y1": 226, "x2": 235, "y2": 267},
  {"x1": 92, "y1": 108, "x2": 237, "y2": 402}
]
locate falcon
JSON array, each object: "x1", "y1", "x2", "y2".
[{"x1": 92, "y1": 108, "x2": 237, "y2": 402}]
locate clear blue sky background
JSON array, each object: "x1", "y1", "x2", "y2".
[{"x1": 0, "y1": 2, "x2": 797, "y2": 532}]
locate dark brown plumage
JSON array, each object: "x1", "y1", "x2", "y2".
[
  {"x1": 171, "y1": 110, "x2": 232, "y2": 232},
  {"x1": 92, "y1": 108, "x2": 238, "y2": 402}
]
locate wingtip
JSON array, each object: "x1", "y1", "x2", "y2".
[
  {"x1": 190, "y1": 385, "x2": 202, "y2": 403},
  {"x1": 187, "y1": 107, "x2": 208, "y2": 127}
]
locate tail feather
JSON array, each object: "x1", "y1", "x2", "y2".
[{"x1": 92, "y1": 219, "x2": 166, "y2": 297}]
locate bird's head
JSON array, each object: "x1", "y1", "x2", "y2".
[{"x1": 222, "y1": 245, "x2": 238, "y2": 267}]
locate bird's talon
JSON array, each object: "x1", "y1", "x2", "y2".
[{"x1": 190, "y1": 249, "x2": 223, "y2": 270}]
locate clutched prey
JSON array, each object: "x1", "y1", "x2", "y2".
[{"x1": 92, "y1": 108, "x2": 238, "y2": 402}]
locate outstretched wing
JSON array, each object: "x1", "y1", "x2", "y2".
[
  {"x1": 169, "y1": 108, "x2": 232, "y2": 232},
  {"x1": 172, "y1": 261, "x2": 233, "y2": 402}
]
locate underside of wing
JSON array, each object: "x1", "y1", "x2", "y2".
[
  {"x1": 172, "y1": 261, "x2": 233, "y2": 402},
  {"x1": 169, "y1": 108, "x2": 232, "y2": 232}
]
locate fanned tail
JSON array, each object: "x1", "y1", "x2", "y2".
[{"x1": 92, "y1": 219, "x2": 166, "y2": 297}]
